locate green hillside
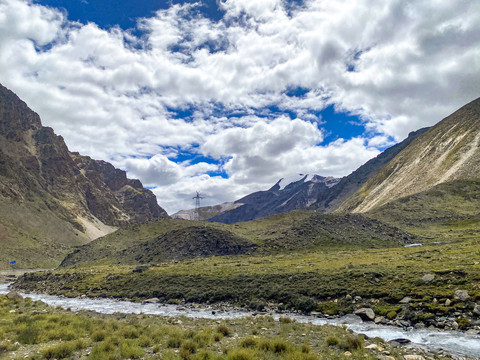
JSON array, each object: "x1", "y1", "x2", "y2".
[{"x1": 59, "y1": 211, "x2": 417, "y2": 268}]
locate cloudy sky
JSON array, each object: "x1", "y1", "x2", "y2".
[{"x1": 1, "y1": 0, "x2": 479, "y2": 214}]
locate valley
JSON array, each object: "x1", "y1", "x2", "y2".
[{"x1": 1, "y1": 84, "x2": 480, "y2": 359}]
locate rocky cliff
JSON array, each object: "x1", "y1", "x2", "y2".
[{"x1": 0, "y1": 84, "x2": 168, "y2": 268}]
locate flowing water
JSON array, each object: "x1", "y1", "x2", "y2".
[{"x1": 1, "y1": 283, "x2": 479, "y2": 357}]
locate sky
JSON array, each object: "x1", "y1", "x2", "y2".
[{"x1": 0, "y1": 0, "x2": 479, "y2": 214}]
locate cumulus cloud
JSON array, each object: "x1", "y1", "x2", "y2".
[{"x1": 1, "y1": 0, "x2": 480, "y2": 213}]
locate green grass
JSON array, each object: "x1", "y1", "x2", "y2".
[
  {"x1": 0, "y1": 294, "x2": 430, "y2": 360},
  {"x1": 59, "y1": 210, "x2": 415, "y2": 268},
  {"x1": 16, "y1": 236, "x2": 480, "y2": 325}
]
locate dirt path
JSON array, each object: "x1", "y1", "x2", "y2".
[{"x1": 0, "y1": 269, "x2": 51, "y2": 284}]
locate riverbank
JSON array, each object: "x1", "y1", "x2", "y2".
[
  {"x1": 0, "y1": 283, "x2": 476, "y2": 360},
  {"x1": 13, "y1": 239, "x2": 480, "y2": 332}
]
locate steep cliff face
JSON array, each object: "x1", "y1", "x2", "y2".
[
  {"x1": 338, "y1": 97, "x2": 480, "y2": 213},
  {"x1": 0, "y1": 84, "x2": 168, "y2": 268}
]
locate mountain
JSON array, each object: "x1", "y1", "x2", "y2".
[
  {"x1": 339, "y1": 97, "x2": 480, "y2": 213},
  {"x1": 176, "y1": 129, "x2": 427, "y2": 224},
  {"x1": 0, "y1": 84, "x2": 168, "y2": 268},
  {"x1": 310, "y1": 127, "x2": 429, "y2": 212},
  {"x1": 172, "y1": 202, "x2": 242, "y2": 221},
  {"x1": 207, "y1": 175, "x2": 340, "y2": 224}
]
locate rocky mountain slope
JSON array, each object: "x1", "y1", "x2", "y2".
[
  {"x1": 0, "y1": 84, "x2": 168, "y2": 268},
  {"x1": 205, "y1": 175, "x2": 340, "y2": 224},
  {"x1": 339, "y1": 97, "x2": 480, "y2": 213},
  {"x1": 310, "y1": 127, "x2": 429, "y2": 212}
]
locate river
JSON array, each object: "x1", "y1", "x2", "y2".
[{"x1": 1, "y1": 283, "x2": 479, "y2": 358}]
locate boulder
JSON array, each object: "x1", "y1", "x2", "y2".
[
  {"x1": 473, "y1": 303, "x2": 480, "y2": 316},
  {"x1": 404, "y1": 356, "x2": 425, "y2": 360},
  {"x1": 445, "y1": 299, "x2": 452, "y2": 306},
  {"x1": 399, "y1": 296, "x2": 412, "y2": 304},
  {"x1": 354, "y1": 307, "x2": 375, "y2": 321},
  {"x1": 454, "y1": 290, "x2": 469, "y2": 301},
  {"x1": 421, "y1": 274, "x2": 435, "y2": 283},
  {"x1": 6, "y1": 291, "x2": 22, "y2": 300},
  {"x1": 142, "y1": 298, "x2": 159, "y2": 304}
]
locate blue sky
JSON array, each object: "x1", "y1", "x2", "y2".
[{"x1": 1, "y1": 0, "x2": 480, "y2": 213}]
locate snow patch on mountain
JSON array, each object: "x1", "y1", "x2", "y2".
[{"x1": 278, "y1": 174, "x2": 314, "y2": 190}]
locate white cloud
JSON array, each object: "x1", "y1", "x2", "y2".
[{"x1": 1, "y1": 0, "x2": 480, "y2": 213}]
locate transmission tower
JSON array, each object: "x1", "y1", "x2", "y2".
[{"x1": 193, "y1": 191, "x2": 204, "y2": 221}]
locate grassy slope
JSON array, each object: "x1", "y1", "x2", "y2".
[
  {"x1": 0, "y1": 195, "x2": 90, "y2": 269},
  {"x1": 366, "y1": 179, "x2": 480, "y2": 241},
  {"x1": 58, "y1": 211, "x2": 416, "y2": 267}
]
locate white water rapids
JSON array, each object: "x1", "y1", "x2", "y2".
[{"x1": 1, "y1": 283, "x2": 479, "y2": 357}]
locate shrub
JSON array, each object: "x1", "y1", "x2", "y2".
[
  {"x1": 279, "y1": 316, "x2": 294, "y2": 323},
  {"x1": 227, "y1": 348, "x2": 256, "y2": 360},
  {"x1": 386, "y1": 310, "x2": 397, "y2": 319},
  {"x1": 240, "y1": 336, "x2": 258, "y2": 348},
  {"x1": 17, "y1": 326, "x2": 39, "y2": 344},
  {"x1": 180, "y1": 340, "x2": 197, "y2": 359},
  {"x1": 42, "y1": 339, "x2": 85, "y2": 359},
  {"x1": 340, "y1": 335, "x2": 363, "y2": 351},
  {"x1": 457, "y1": 317, "x2": 471, "y2": 330},
  {"x1": 92, "y1": 329, "x2": 107, "y2": 342},
  {"x1": 216, "y1": 324, "x2": 231, "y2": 336},
  {"x1": 120, "y1": 339, "x2": 144, "y2": 359},
  {"x1": 316, "y1": 301, "x2": 339, "y2": 316},
  {"x1": 325, "y1": 336, "x2": 339, "y2": 346}
]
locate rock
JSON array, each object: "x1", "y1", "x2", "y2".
[
  {"x1": 473, "y1": 304, "x2": 480, "y2": 316},
  {"x1": 454, "y1": 290, "x2": 469, "y2": 301},
  {"x1": 374, "y1": 316, "x2": 385, "y2": 324},
  {"x1": 344, "y1": 351, "x2": 352, "y2": 357},
  {"x1": 6, "y1": 291, "x2": 22, "y2": 300},
  {"x1": 422, "y1": 274, "x2": 435, "y2": 283},
  {"x1": 345, "y1": 294, "x2": 352, "y2": 301},
  {"x1": 142, "y1": 297, "x2": 159, "y2": 304},
  {"x1": 354, "y1": 308, "x2": 375, "y2": 321},
  {"x1": 365, "y1": 344, "x2": 379, "y2": 350},
  {"x1": 399, "y1": 296, "x2": 412, "y2": 304},
  {"x1": 404, "y1": 356, "x2": 425, "y2": 360},
  {"x1": 389, "y1": 338, "x2": 411, "y2": 345},
  {"x1": 445, "y1": 299, "x2": 452, "y2": 306}
]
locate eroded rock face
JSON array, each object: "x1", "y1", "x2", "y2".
[{"x1": 0, "y1": 83, "x2": 168, "y2": 228}]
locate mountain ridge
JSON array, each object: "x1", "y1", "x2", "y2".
[
  {"x1": 338, "y1": 97, "x2": 480, "y2": 213},
  {"x1": 0, "y1": 83, "x2": 168, "y2": 268}
]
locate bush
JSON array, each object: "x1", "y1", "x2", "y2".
[
  {"x1": 227, "y1": 348, "x2": 256, "y2": 360},
  {"x1": 316, "y1": 301, "x2": 339, "y2": 316},
  {"x1": 216, "y1": 324, "x2": 231, "y2": 337},
  {"x1": 17, "y1": 326, "x2": 39, "y2": 344},
  {"x1": 457, "y1": 317, "x2": 471, "y2": 330},
  {"x1": 120, "y1": 339, "x2": 144, "y2": 359},
  {"x1": 386, "y1": 310, "x2": 397, "y2": 319},
  {"x1": 325, "y1": 336, "x2": 339, "y2": 346},
  {"x1": 340, "y1": 335, "x2": 363, "y2": 351},
  {"x1": 240, "y1": 336, "x2": 258, "y2": 348},
  {"x1": 92, "y1": 329, "x2": 107, "y2": 342},
  {"x1": 42, "y1": 339, "x2": 85, "y2": 359},
  {"x1": 180, "y1": 340, "x2": 197, "y2": 359},
  {"x1": 279, "y1": 316, "x2": 294, "y2": 323}
]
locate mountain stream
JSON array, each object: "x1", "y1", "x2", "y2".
[{"x1": 1, "y1": 283, "x2": 479, "y2": 358}]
